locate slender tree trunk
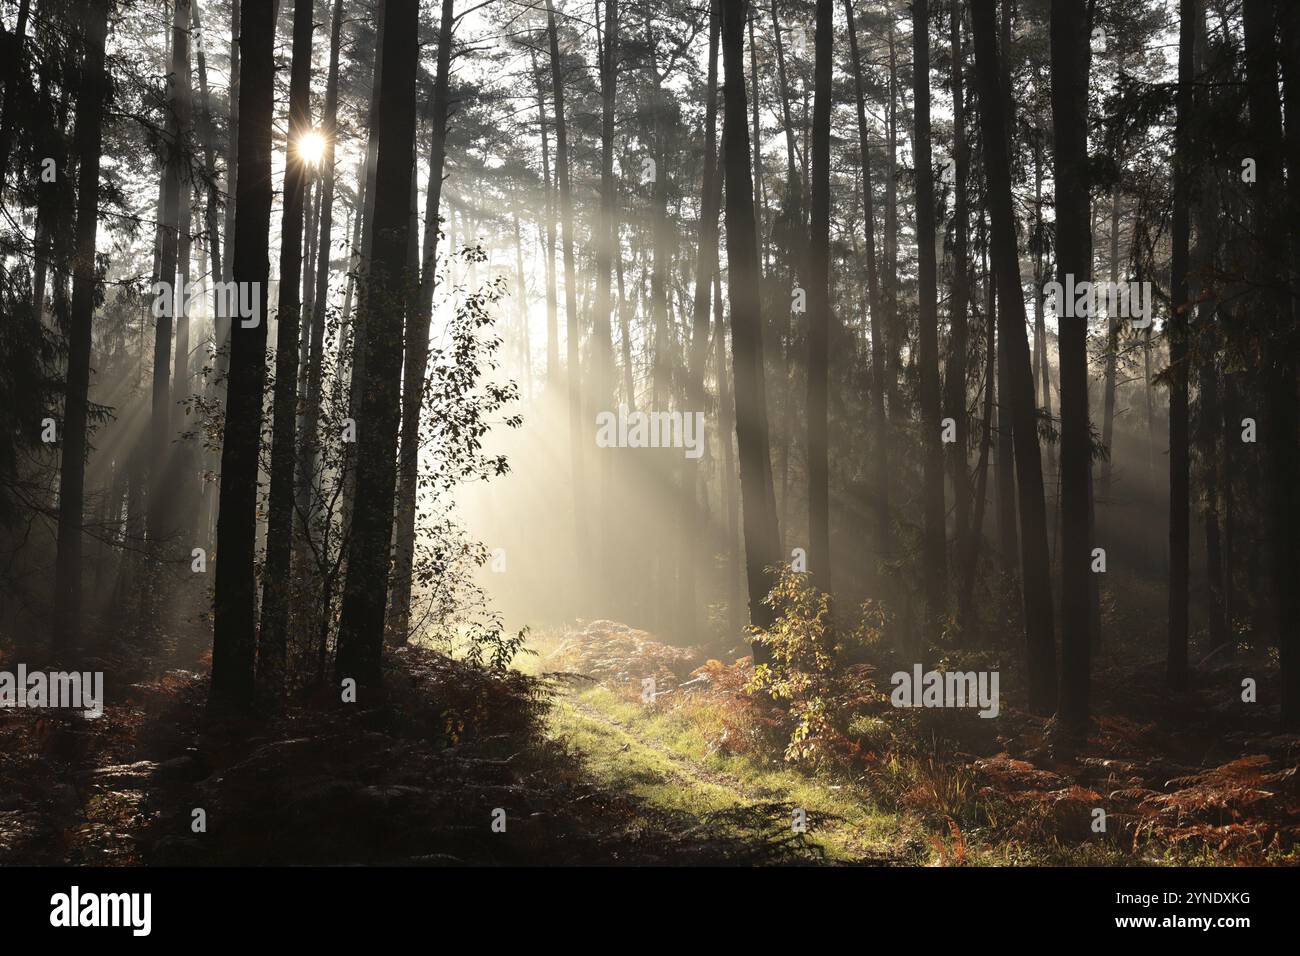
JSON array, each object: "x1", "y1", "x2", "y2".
[
  {"x1": 53, "y1": 0, "x2": 110, "y2": 646},
  {"x1": 259, "y1": 0, "x2": 315, "y2": 696},
  {"x1": 531, "y1": 47, "x2": 559, "y2": 388},
  {"x1": 961, "y1": 233, "x2": 997, "y2": 622},
  {"x1": 806, "y1": 0, "x2": 832, "y2": 590},
  {"x1": 595, "y1": 0, "x2": 620, "y2": 608},
  {"x1": 191, "y1": 0, "x2": 223, "y2": 331},
  {"x1": 1243, "y1": 0, "x2": 1298, "y2": 728},
  {"x1": 334, "y1": 0, "x2": 420, "y2": 687},
  {"x1": 343, "y1": 0, "x2": 388, "y2": 518},
  {"x1": 912, "y1": 0, "x2": 946, "y2": 617},
  {"x1": 971, "y1": 0, "x2": 1057, "y2": 713},
  {"x1": 843, "y1": 0, "x2": 889, "y2": 581},
  {"x1": 298, "y1": 0, "x2": 346, "y2": 528},
  {"x1": 748, "y1": 13, "x2": 768, "y2": 276},
  {"x1": 716, "y1": 267, "x2": 741, "y2": 637},
  {"x1": 883, "y1": 10, "x2": 900, "y2": 409},
  {"x1": 1100, "y1": 180, "x2": 1120, "y2": 514},
  {"x1": 211, "y1": 0, "x2": 276, "y2": 708},
  {"x1": 946, "y1": 0, "x2": 972, "y2": 623},
  {"x1": 722, "y1": 0, "x2": 781, "y2": 656},
  {"x1": 1052, "y1": 0, "x2": 1093, "y2": 732},
  {"x1": 1166, "y1": 0, "x2": 1194, "y2": 692},
  {"x1": 389, "y1": 0, "x2": 454, "y2": 645},
  {"x1": 148, "y1": 0, "x2": 193, "y2": 557},
  {"x1": 547, "y1": 0, "x2": 586, "y2": 597}
]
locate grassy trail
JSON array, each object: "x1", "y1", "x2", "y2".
[{"x1": 541, "y1": 681, "x2": 917, "y2": 864}]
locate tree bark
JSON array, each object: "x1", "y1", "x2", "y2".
[
  {"x1": 971, "y1": 0, "x2": 1057, "y2": 713},
  {"x1": 334, "y1": 0, "x2": 420, "y2": 687},
  {"x1": 1166, "y1": 0, "x2": 1194, "y2": 692},
  {"x1": 211, "y1": 0, "x2": 276, "y2": 708},
  {"x1": 388, "y1": 0, "x2": 455, "y2": 645},
  {"x1": 722, "y1": 0, "x2": 782, "y2": 656},
  {"x1": 546, "y1": 0, "x2": 586, "y2": 584},
  {"x1": 148, "y1": 0, "x2": 193, "y2": 557},
  {"x1": 843, "y1": 0, "x2": 890, "y2": 580},
  {"x1": 298, "y1": 0, "x2": 346, "y2": 529},
  {"x1": 806, "y1": 0, "x2": 832, "y2": 590},
  {"x1": 1052, "y1": 0, "x2": 1093, "y2": 732},
  {"x1": 1243, "y1": 0, "x2": 1298, "y2": 727},
  {"x1": 53, "y1": 0, "x2": 110, "y2": 646},
  {"x1": 260, "y1": 0, "x2": 316, "y2": 696},
  {"x1": 912, "y1": 0, "x2": 946, "y2": 617}
]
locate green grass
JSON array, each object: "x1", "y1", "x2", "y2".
[
  {"x1": 518, "y1": 633, "x2": 1283, "y2": 867},
  {"x1": 541, "y1": 682, "x2": 915, "y2": 863}
]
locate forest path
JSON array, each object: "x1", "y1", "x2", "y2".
[{"x1": 541, "y1": 680, "x2": 912, "y2": 864}]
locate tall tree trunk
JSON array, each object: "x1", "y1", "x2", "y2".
[
  {"x1": 298, "y1": 0, "x2": 346, "y2": 527},
  {"x1": 148, "y1": 0, "x2": 193, "y2": 557},
  {"x1": 716, "y1": 267, "x2": 741, "y2": 637},
  {"x1": 389, "y1": 0, "x2": 455, "y2": 645},
  {"x1": 748, "y1": 14, "x2": 768, "y2": 276},
  {"x1": 547, "y1": 0, "x2": 586, "y2": 597},
  {"x1": 961, "y1": 232, "x2": 997, "y2": 623},
  {"x1": 722, "y1": 0, "x2": 781, "y2": 656},
  {"x1": 334, "y1": 0, "x2": 420, "y2": 687},
  {"x1": 1243, "y1": 0, "x2": 1298, "y2": 728},
  {"x1": 883, "y1": 9, "x2": 900, "y2": 410},
  {"x1": 946, "y1": 0, "x2": 971, "y2": 624},
  {"x1": 53, "y1": 0, "x2": 110, "y2": 646},
  {"x1": 1052, "y1": 0, "x2": 1093, "y2": 733},
  {"x1": 191, "y1": 0, "x2": 223, "y2": 331},
  {"x1": 807, "y1": 0, "x2": 832, "y2": 590},
  {"x1": 260, "y1": 0, "x2": 316, "y2": 696},
  {"x1": 343, "y1": 0, "x2": 389, "y2": 519},
  {"x1": 211, "y1": 0, "x2": 276, "y2": 708},
  {"x1": 1099, "y1": 180, "x2": 1120, "y2": 515},
  {"x1": 595, "y1": 0, "x2": 620, "y2": 609},
  {"x1": 531, "y1": 47, "x2": 559, "y2": 387},
  {"x1": 912, "y1": 0, "x2": 946, "y2": 618},
  {"x1": 971, "y1": 0, "x2": 1057, "y2": 714},
  {"x1": 1166, "y1": 0, "x2": 1194, "y2": 692},
  {"x1": 769, "y1": 0, "x2": 804, "y2": 535},
  {"x1": 844, "y1": 0, "x2": 890, "y2": 580}
]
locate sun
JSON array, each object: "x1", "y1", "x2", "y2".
[{"x1": 297, "y1": 130, "x2": 326, "y2": 167}]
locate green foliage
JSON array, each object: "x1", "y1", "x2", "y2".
[{"x1": 746, "y1": 568, "x2": 886, "y2": 769}]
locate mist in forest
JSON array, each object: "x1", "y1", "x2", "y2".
[{"x1": 0, "y1": 0, "x2": 1297, "y2": 877}]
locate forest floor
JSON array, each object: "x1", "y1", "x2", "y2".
[
  {"x1": 0, "y1": 637, "x2": 838, "y2": 865},
  {"x1": 1, "y1": 616, "x2": 1296, "y2": 866},
  {"x1": 523, "y1": 620, "x2": 1300, "y2": 866}
]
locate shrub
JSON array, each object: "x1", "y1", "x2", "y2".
[{"x1": 745, "y1": 568, "x2": 888, "y2": 771}]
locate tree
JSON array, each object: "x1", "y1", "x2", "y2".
[
  {"x1": 546, "y1": 0, "x2": 586, "y2": 584},
  {"x1": 298, "y1": 0, "x2": 347, "y2": 528},
  {"x1": 1052, "y1": 0, "x2": 1093, "y2": 732},
  {"x1": 946, "y1": 0, "x2": 972, "y2": 625},
  {"x1": 1166, "y1": 0, "x2": 1194, "y2": 692},
  {"x1": 260, "y1": 0, "x2": 316, "y2": 696},
  {"x1": 1242, "y1": 0, "x2": 1298, "y2": 728},
  {"x1": 807, "y1": 0, "x2": 831, "y2": 590},
  {"x1": 970, "y1": 0, "x2": 1057, "y2": 713},
  {"x1": 722, "y1": 0, "x2": 782, "y2": 657},
  {"x1": 53, "y1": 0, "x2": 110, "y2": 646},
  {"x1": 147, "y1": 0, "x2": 192, "y2": 557},
  {"x1": 843, "y1": 0, "x2": 889, "y2": 582},
  {"x1": 911, "y1": 0, "x2": 945, "y2": 618},
  {"x1": 334, "y1": 0, "x2": 420, "y2": 687},
  {"x1": 389, "y1": 0, "x2": 456, "y2": 645},
  {"x1": 211, "y1": 0, "x2": 276, "y2": 708}
]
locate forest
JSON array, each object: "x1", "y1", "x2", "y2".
[{"x1": 0, "y1": 0, "x2": 1297, "y2": 879}]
